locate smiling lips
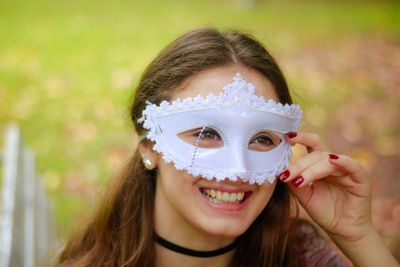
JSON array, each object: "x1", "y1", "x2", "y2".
[{"x1": 200, "y1": 188, "x2": 250, "y2": 204}]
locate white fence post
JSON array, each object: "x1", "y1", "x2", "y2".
[
  {"x1": 0, "y1": 124, "x2": 20, "y2": 267},
  {"x1": 0, "y1": 124, "x2": 57, "y2": 267}
]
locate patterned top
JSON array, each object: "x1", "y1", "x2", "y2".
[{"x1": 297, "y1": 221, "x2": 350, "y2": 267}]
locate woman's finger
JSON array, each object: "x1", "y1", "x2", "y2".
[
  {"x1": 286, "y1": 153, "x2": 370, "y2": 195},
  {"x1": 277, "y1": 151, "x2": 331, "y2": 183},
  {"x1": 289, "y1": 159, "x2": 344, "y2": 188},
  {"x1": 328, "y1": 154, "x2": 369, "y2": 185},
  {"x1": 286, "y1": 132, "x2": 329, "y2": 153}
]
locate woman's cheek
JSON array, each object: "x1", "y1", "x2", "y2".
[{"x1": 253, "y1": 181, "x2": 277, "y2": 212}]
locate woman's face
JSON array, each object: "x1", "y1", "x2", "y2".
[{"x1": 150, "y1": 65, "x2": 279, "y2": 238}]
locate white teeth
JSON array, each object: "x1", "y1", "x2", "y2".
[
  {"x1": 211, "y1": 189, "x2": 216, "y2": 197},
  {"x1": 201, "y1": 188, "x2": 247, "y2": 204}
]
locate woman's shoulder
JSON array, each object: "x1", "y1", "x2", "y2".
[{"x1": 295, "y1": 220, "x2": 350, "y2": 267}]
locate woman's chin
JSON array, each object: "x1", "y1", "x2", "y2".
[{"x1": 196, "y1": 219, "x2": 250, "y2": 238}]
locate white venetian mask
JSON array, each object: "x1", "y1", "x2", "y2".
[{"x1": 138, "y1": 73, "x2": 302, "y2": 184}]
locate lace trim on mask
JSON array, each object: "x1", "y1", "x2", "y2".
[{"x1": 138, "y1": 73, "x2": 302, "y2": 126}]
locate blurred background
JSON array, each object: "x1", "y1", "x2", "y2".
[{"x1": 1, "y1": 0, "x2": 399, "y2": 260}]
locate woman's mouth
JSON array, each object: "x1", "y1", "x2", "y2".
[{"x1": 200, "y1": 188, "x2": 251, "y2": 204}]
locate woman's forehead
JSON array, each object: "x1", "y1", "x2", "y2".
[{"x1": 172, "y1": 65, "x2": 279, "y2": 102}]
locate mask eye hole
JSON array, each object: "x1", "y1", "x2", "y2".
[
  {"x1": 248, "y1": 131, "x2": 281, "y2": 152},
  {"x1": 177, "y1": 127, "x2": 224, "y2": 148}
]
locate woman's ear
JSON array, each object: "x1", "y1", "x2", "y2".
[{"x1": 139, "y1": 139, "x2": 158, "y2": 170}]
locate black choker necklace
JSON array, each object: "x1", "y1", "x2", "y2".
[{"x1": 154, "y1": 233, "x2": 238, "y2": 258}]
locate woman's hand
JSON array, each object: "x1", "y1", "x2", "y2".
[
  {"x1": 279, "y1": 132, "x2": 399, "y2": 266},
  {"x1": 278, "y1": 131, "x2": 372, "y2": 242}
]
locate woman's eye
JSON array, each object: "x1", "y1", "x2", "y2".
[
  {"x1": 196, "y1": 129, "x2": 219, "y2": 140},
  {"x1": 251, "y1": 135, "x2": 274, "y2": 145},
  {"x1": 248, "y1": 132, "x2": 281, "y2": 152},
  {"x1": 177, "y1": 127, "x2": 224, "y2": 148}
]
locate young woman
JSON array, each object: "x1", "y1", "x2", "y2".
[{"x1": 57, "y1": 28, "x2": 399, "y2": 267}]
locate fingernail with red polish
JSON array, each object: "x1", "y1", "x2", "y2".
[
  {"x1": 287, "y1": 132, "x2": 297, "y2": 139},
  {"x1": 277, "y1": 170, "x2": 290, "y2": 181},
  {"x1": 329, "y1": 154, "x2": 339, "y2": 160},
  {"x1": 291, "y1": 176, "x2": 304, "y2": 187}
]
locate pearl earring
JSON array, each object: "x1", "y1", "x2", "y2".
[{"x1": 143, "y1": 159, "x2": 155, "y2": 170}]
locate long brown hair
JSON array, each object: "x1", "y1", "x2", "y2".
[{"x1": 57, "y1": 28, "x2": 299, "y2": 267}]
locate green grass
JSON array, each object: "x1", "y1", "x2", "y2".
[{"x1": 1, "y1": 0, "x2": 399, "y2": 237}]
